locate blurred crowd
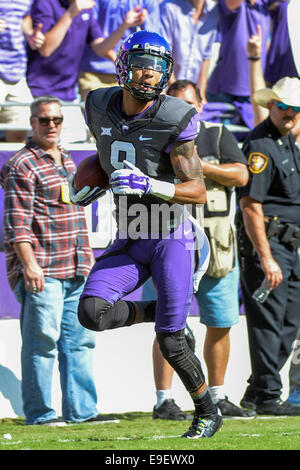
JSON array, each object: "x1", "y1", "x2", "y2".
[{"x1": 0, "y1": 0, "x2": 298, "y2": 144}]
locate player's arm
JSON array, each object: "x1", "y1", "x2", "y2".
[
  {"x1": 109, "y1": 111, "x2": 205, "y2": 203},
  {"x1": 109, "y1": 140, "x2": 206, "y2": 205},
  {"x1": 169, "y1": 139, "x2": 206, "y2": 204}
]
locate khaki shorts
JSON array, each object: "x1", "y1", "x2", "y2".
[
  {"x1": 0, "y1": 77, "x2": 32, "y2": 129},
  {"x1": 78, "y1": 71, "x2": 118, "y2": 101}
]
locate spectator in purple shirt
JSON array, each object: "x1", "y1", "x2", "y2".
[
  {"x1": 264, "y1": 0, "x2": 299, "y2": 86},
  {"x1": 206, "y1": 0, "x2": 272, "y2": 129},
  {"x1": 0, "y1": 0, "x2": 45, "y2": 143},
  {"x1": 26, "y1": 0, "x2": 146, "y2": 143},
  {"x1": 160, "y1": 0, "x2": 219, "y2": 102},
  {"x1": 79, "y1": 0, "x2": 162, "y2": 101}
]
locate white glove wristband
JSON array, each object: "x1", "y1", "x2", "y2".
[{"x1": 150, "y1": 178, "x2": 175, "y2": 201}]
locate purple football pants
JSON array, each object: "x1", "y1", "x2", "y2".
[{"x1": 81, "y1": 221, "x2": 195, "y2": 333}]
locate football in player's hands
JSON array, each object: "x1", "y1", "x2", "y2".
[{"x1": 74, "y1": 153, "x2": 110, "y2": 192}]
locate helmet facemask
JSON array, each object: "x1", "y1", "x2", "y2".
[
  {"x1": 116, "y1": 39, "x2": 173, "y2": 101},
  {"x1": 126, "y1": 53, "x2": 171, "y2": 100}
]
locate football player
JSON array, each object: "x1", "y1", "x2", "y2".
[{"x1": 69, "y1": 30, "x2": 222, "y2": 438}]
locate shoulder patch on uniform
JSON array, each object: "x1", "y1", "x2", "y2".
[{"x1": 248, "y1": 152, "x2": 269, "y2": 174}]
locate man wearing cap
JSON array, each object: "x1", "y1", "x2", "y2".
[{"x1": 237, "y1": 77, "x2": 300, "y2": 415}]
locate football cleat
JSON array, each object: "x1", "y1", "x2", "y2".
[{"x1": 181, "y1": 412, "x2": 223, "y2": 438}]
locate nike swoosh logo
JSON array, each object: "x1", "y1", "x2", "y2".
[
  {"x1": 139, "y1": 135, "x2": 152, "y2": 141},
  {"x1": 184, "y1": 229, "x2": 192, "y2": 237}
]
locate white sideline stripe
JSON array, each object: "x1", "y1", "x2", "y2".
[
  {"x1": 256, "y1": 415, "x2": 289, "y2": 420},
  {"x1": 67, "y1": 419, "x2": 120, "y2": 425},
  {"x1": 57, "y1": 435, "x2": 182, "y2": 442},
  {"x1": 223, "y1": 415, "x2": 290, "y2": 420},
  {"x1": 2, "y1": 440, "x2": 22, "y2": 445},
  {"x1": 223, "y1": 416, "x2": 256, "y2": 420},
  {"x1": 116, "y1": 434, "x2": 181, "y2": 440}
]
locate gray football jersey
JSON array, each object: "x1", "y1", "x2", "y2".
[{"x1": 85, "y1": 87, "x2": 197, "y2": 235}]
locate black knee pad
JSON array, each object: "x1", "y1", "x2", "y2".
[
  {"x1": 78, "y1": 296, "x2": 137, "y2": 332},
  {"x1": 156, "y1": 329, "x2": 186, "y2": 360},
  {"x1": 156, "y1": 330, "x2": 205, "y2": 393},
  {"x1": 78, "y1": 296, "x2": 112, "y2": 331}
]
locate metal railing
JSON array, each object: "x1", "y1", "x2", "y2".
[
  {"x1": 0, "y1": 100, "x2": 250, "y2": 136},
  {"x1": 0, "y1": 101, "x2": 85, "y2": 107},
  {"x1": 0, "y1": 101, "x2": 90, "y2": 140}
]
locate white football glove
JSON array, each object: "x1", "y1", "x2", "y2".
[
  {"x1": 109, "y1": 160, "x2": 175, "y2": 200},
  {"x1": 68, "y1": 174, "x2": 106, "y2": 207},
  {"x1": 109, "y1": 161, "x2": 151, "y2": 197}
]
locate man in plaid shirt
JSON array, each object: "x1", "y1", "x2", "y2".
[{"x1": 0, "y1": 96, "x2": 115, "y2": 426}]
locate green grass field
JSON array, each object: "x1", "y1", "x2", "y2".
[{"x1": 1, "y1": 412, "x2": 300, "y2": 452}]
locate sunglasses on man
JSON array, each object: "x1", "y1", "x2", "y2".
[
  {"x1": 274, "y1": 102, "x2": 300, "y2": 113},
  {"x1": 33, "y1": 116, "x2": 64, "y2": 126}
]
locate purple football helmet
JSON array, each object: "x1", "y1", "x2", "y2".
[{"x1": 115, "y1": 30, "x2": 173, "y2": 101}]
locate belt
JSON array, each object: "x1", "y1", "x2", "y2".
[{"x1": 265, "y1": 216, "x2": 300, "y2": 247}]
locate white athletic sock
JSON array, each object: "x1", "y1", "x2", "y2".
[
  {"x1": 208, "y1": 385, "x2": 226, "y2": 404},
  {"x1": 155, "y1": 389, "x2": 172, "y2": 409}
]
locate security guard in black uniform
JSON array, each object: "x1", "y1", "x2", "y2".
[{"x1": 237, "y1": 77, "x2": 300, "y2": 415}]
